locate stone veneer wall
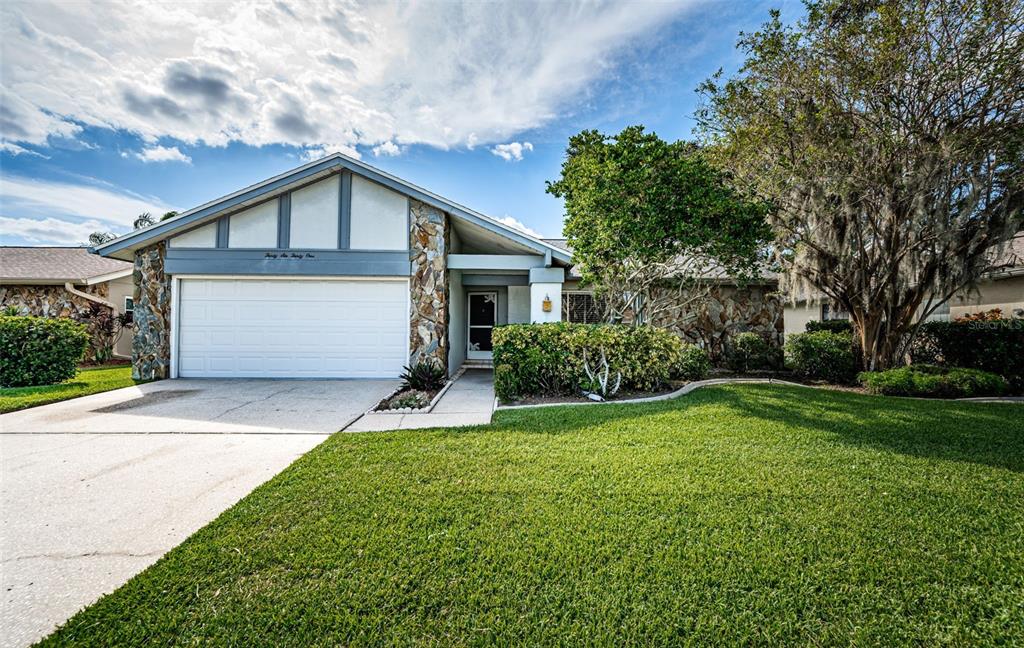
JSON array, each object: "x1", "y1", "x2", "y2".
[
  {"x1": 132, "y1": 242, "x2": 172, "y2": 380},
  {"x1": 409, "y1": 199, "x2": 449, "y2": 370},
  {"x1": 1, "y1": 284, "x2": 112, "y2": 362},
  {"x1": 0, "y1": 283, "x2": 109, "y2": 318},
  {"x1": 648, "y1": 284, "x2": 784, "y2": 361}
]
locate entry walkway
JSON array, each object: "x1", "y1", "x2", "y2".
[{"x1": 345, "y1": 369, "x2": 495, "y2": 431}]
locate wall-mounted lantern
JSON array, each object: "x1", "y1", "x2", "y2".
[{"x1": 542, "y1": 294, "x2": 552, "y2": 312}]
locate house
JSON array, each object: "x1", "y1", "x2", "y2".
[
  {"x1": 782, "y1": 232, "x2": 1024, "y2": 335},
  {"x1": 541, "y1": 238, "x2": 785, "y2": 358},
  {"x1": 92, "y1": 153, "x2": 573, "y2": 380},
  {"x1": 0, "y1": 247, "x2": 135, "y2": 357}
]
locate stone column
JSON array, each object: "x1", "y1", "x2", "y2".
[
  {"x1": 409, "y1": 200, "x2": 449, "y2": 370},
  {"x1": 132, "y1": 242, "x2": 171, "y2": 380},
  {"x1": 529, "y1": 267, "x2": 564, "y2": 323}
]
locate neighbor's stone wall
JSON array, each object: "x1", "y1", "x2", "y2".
[
  {"x1": 1, "y1": 284, "x2": 113, "y2": 362},
  {"x1": 409, "y1": 199, "x2": 449, "y2": 370},
  {"x1": 647, "y1": 284, "x2": 784, "y2": 361},
  {"x1": 132, "y1": 242, "x2": 172, "y2": 380},
  {"x1": 0, "y1": 283, "x2": 109, "y2": 318}
]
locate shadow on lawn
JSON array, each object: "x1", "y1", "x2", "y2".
[{"x1": 489, "y1": 384, "x2": 1024, "y2": 473}]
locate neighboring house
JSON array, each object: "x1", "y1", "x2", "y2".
[
  {"x1": 782, "y1": 232, "x2": 1024, "y2": 335},
  {"x1": 0, "y1": 247, "x2": 135, "y2": 358},
  {"x1": 93, "y1": 153, "x2": 573, "y2": 380},
  {"x1": 541, "y1": 238, "x2": 785, "y2": 358}
]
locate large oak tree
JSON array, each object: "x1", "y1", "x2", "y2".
[{"x1": 698, "y1": 0, "x2": 1024, "y2": 369}]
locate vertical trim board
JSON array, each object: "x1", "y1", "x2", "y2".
[
  {"x1": 339, "y1": 171, "x2": 352, "y2": 249},
  {"x1": 277, "y1": 194, "x2": 291, "y2": 249}
]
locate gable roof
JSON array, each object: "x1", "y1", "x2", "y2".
[
  {"x1": 94, "y1": 152, "x2": 572, "y2": 264},
  {"x1": 0, "y1": 247, "x2": 132, "y2": 285}
]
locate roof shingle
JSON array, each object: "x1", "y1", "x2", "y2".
[{"x1": 0, "y1": 247, "x2": 132, "y2": 284}]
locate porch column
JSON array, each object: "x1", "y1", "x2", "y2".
[{"x1": 528, "y1": 267, "x2": 564, "y2": 323}]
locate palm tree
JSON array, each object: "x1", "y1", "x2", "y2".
[
  {"x1": 133, "y1": 212, "x2": 156, "y2": 229},
  {"x1": 88, "y1": 231, "x2": 115, "y2": 246}
]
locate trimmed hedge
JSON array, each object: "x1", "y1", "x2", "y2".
[
  {"x1": 492, "y1": 323, "x2": 683, "y2": 402},
  {"x1": 806, "y1": 319, "x2": 853, "y2": 334},
  {"x1": 673, "y1": 345, "x2": 711, "y2": 381},
  {"x1": 859, "y1": 365, "x2": 1008, "y2": 399},
  {"x1": 785, "y1": 331, "x2": 857, "y2": 384},
  {"x1": 915, "y1": 319, "x2": 1024, "y2": 393},
  {"x1": 0, "y1": 315, "x2": 90, "y2": 387},
  {"x1": 725, "y1": 332, "x2": 782, "y2": 372}
]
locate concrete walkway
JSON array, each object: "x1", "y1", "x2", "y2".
[{"x1": 345, "y1": 369, "x2": 495, "y2": 431}]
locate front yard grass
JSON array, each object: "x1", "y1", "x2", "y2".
[
  {"x1": 0, "y1": 364, "x2": 136, "y2": 414},
  {"x1": 43, "y1": 385, "x2": 1024, "y2": 645}
]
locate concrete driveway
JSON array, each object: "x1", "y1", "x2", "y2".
[{"x1": 0, "y1": 378, "x2": 398, "y2": 648}]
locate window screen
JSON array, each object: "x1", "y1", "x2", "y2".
[{"x1": 562, "y1": 292, "x2": 604, "y2": 324}]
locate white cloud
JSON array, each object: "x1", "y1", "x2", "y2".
[
  {"x1": 372, "y1": 140, "x2": 402, "y2": 157},
  {"x1": 0, "y1": 141, "x2": 49, "y2": 158},
  {"x1": 135, "y1": 145, "x2": 191, "y2": 164},
  {"x1": 495, "y1": 215, "x2": 542, "y2": 238},
  {"x1": 0, "y1": 216, "x2": 110, "y2": 245},
  {"x1": 490, "y1": 141, "x2": 533, "y2": 162},
  {"x1": 0, "y1": 175, "x2": 176, "y2": 231},
  {"x1": 0, "y1": 1, "x2": 693, "y2": 153}
]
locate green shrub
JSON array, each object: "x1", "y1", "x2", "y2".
[
  {"x1": 785, "y1": 331, "x2": 857, "y2": 384},
  {"x1": 491, "y1": 323, "x2": 682, "y2": 401},
  {"x1": 400, "y1": 359, "x2": 446, "y2": 391},
  {"x1": 672, "y1": 345, "x2": 710, "y2": 381},
  {"x1": 725, "y1": 332, "x2": 782, "y2": 372},
  {"x1": 806, "y1": 319, "x2": 853, "y2": 334},
  {"x1": 914, "y1": 319, "x2": 1023, "y2": 393},
  {"x1": 858, "y1": 365, "x2": 1008, "y2": 399},
  {"x1": 0, "y1": 315, "x2": 90, "y2": 387}
]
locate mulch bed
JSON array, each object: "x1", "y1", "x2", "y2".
[
  {"x1": 374, "y1": 386, "x2": 442, "y2": 412},
  {"x1": 503, "y1": 385, "x2": 678, "y2": 407}
]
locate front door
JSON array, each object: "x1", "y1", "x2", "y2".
[{"x1": 467, "y1": 292, "x2": 497, "y2": 360}]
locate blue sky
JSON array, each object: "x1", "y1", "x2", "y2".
[{"x1": 0, "y1": 0, "x2": 801, "y2": 246}]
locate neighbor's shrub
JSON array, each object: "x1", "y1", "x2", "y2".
[
  {"x1": 725, "y1": 332, "x2": 782, "y2": 372},
  {"x1": 785, "y1": 331, "x2": 857, "y2": 384},
  {"x1": 491, "y1": 323, "x2": 682, "y2": 401},
  {"x1": 915, "y1": 319, "x2": 1024, "y2": 393},
  {"x1": 0, "y1": 315, "x2": 90, "y2": 387},
  {"x1": 806, "y1": 319, "x2": 854, "y2": 334},
  {"x1": 400, "y1": 359, "x2": 446, "y2": 391},
  {"x1": 672, "y1": 345, "x2": 710, "y2": 381},
  {"x1": 858, "y1": 365, "x2": 1007, "y2": 399}
]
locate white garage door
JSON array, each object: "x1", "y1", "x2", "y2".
[{"x1": 176, "y1": 278, "x2": 408, "y2": 378}]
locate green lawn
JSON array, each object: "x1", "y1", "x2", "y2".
[
  {"x1": 0, "y1": 364, "x2": 136, "y2": 414},
  {"x1": 42, "y1": 385, "x2": 1024, "y2": 646}
]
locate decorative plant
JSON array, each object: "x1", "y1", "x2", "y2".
[
  {"x1": 400, "y1": 359, "x2": 446, "y2": 391},
  {"x1": 385, "y1": 390, "x2": 431, "y2": 410},
  {"x1": 73, "y1": 302, "x2": 129, "y2": 364},
  {"x1": 580, "y1": 347, "x2": 621, "y2": 400}
]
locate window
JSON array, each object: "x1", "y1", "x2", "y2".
[
  {"x1": 821, "y1": 303, "x2": 850, "y2": 321},
  {"x1": 562, "y1": 292, "x2": 604, "y2": 324},
  {"x1": 123, "y1": 296, "x2": 134, "y2": 323}
]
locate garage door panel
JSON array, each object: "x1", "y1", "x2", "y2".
[{"x1": 177, "y1": 278, "x2": 408, "y2": 378}]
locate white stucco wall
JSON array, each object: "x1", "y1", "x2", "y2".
[
  {"x1": 106, "y1": 275, "x2": 135, "y2": 358},
  {"x1": 228, "y1": 200, "x2": 278, "y2": 248},
  {"x1": 289, "y1": 176, "x2": 339, "y2": 248},
  {"x1": 783, "y1": 303, "x2": 819, "y2": 337},
  {"x1": 448, "y1": 270, "x2": 466, "y2": 374},
  {"x1": 508, "y1": 285, "x2": 530, "y2": 324},
  {"x1": 350, "y1": 175, "x2": 408, "y2": 250},
  {"x1": 530, "y1": 283, "x2": 562, "y2": 323},
  {"x1": 168, "y1": 222, "x2": 217, "y2": 248}
]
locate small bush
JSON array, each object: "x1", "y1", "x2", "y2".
[
  {"x1": 0, "y1": 315, "x2": 90, "y2": 387},
  {"x1": 400, "y1": 359, "x2": 446, "y2": 391},
  {"x1": 785, "y1": 331, "x2": 857, "y2": 384},
  {"x1": 384, "y1": 389, "x2": 432, "y2": 410},
  {"x1": 492, "y1": 323, "x2": 682, "y2": 401},
  {"x1": 806, "y1": 319, "x2": 853, "y2": 334},
  {"x1": 725, "y1": 332, "x2": 782, "y2": 372},
  {"x1": 672, "y1": 345, "x2": 710, "y2": 381},
  {"x1": 859, "y1": 365, "x2": 1008, "y2": 399},
  {"x1": 914, "y1": 319, "x2": 1023, "y2": 393}
]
